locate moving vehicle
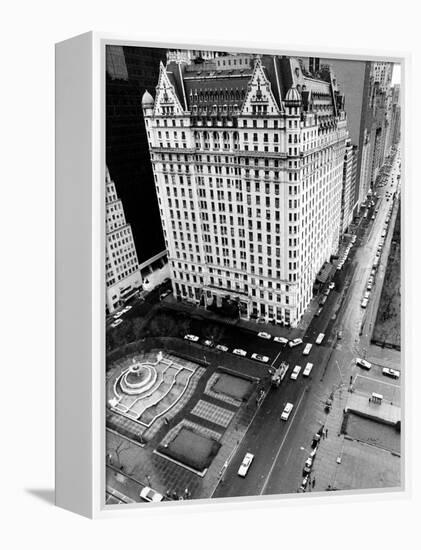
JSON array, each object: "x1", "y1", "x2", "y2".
[
  {"x1": 251, "y1": 353, "x2": 269, "y2": 363},
  {"x1": 281, "y1": 402, "x2": 294, "y2": 421},
  {"x1": 288, "y1": 338, "x2": 303, "y2": 348},
  {"x1": 233, "y1": 348, "x2": 247, "y2": 357},
  {"x1": 315, "y1": 333, "x2": 325, "y2": 345},
  {"x1": 184, "y1": 334, "x2": 199, "y2": 342},
  {"x1": 111, "y1": 319, "x2": 123, "y2": 328},
  {"x1": 303, "y1": 343, "x2": 312, "y2": 356},
  {"x1": 315, "y1": 307, "x2": 323, "y2": 317},
  {"x1": 216, "y1": 344, "x2": 228, "y2": 352},
  {"x1": 382, "y1": 367, "x2": 400, "y2": 379},
  {"x1": 290, "y1": 365, "x2": 302, "y2": 380},
  {"x1": 356, "y1": 358, "x2": 372, "y2": 370},
  {"x1": 274, "y1": 336, "x2": 289, "y2": 345},
  {"x1": 361, "y1": 298, "x2": 369, "y2": 308},
  {"x1": 238, "y1": 452, "x2": 254, "y2": 477},
  {"x1": 258, "y1": 331, "x2": 271, "y2": 340},
  {"x1": 139, "y1": 487, "x2": 164, "y2": 503},
  {"x1": 303, "y1": 362, "x2": 314, "y2": 377}
]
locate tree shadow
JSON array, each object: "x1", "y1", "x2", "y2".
[{"x1": 25, "y1": 488, "x2": 55, "y2": 505}]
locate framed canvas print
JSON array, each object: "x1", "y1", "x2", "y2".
[{"x1": 55, "y1": 32, "x2": 407, "y2": 518}]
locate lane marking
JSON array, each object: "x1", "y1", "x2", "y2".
[{"x1": 259, "y1": 387, "x2": 307, "y2": 495}]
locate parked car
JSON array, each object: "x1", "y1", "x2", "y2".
[
  {"x1": 274, "y1": 336, "x2": 289, "y2": 345},
  {"x1": 364, "y1": 291, "x2": 371, "y2": 299},
  {"x1": 113, "y1": 310, "x2": 124, "y2": 319},
  {"x1": 122, "y1": 305, "x2": 132, "y2": 313},
  {"x1": 257, "y1": 331, "x2": 271, "y2": 340},
  {"x1": 233, "y1": 348, "x2": 247, "y2": 357},
  {"x1": 319, "y1": 295, "x2": 327, "y2": 305},
  {"x1": 315, "y1": 307, "x2": 323, "y2": 317},
  {"x1": 281, "y1": 402, "x2": 294, "y2": 421},
  {"x1": 111, "y1": 319, "x2": 123, "y2": 328},
  {"x1": 238, "y1": 452, "x2": 254, "y2": 477},
  {"x1": 216, "y1": 344, "x2": 228, "y2": 352},
  {"x1": 303, "y1": 457, "x2": 313, "y2": 476},
  {"x1": 382, "y1": 367, "x2": 400, "y2": 379},
  {"x1": 203, "y1": 339, "x2": 214, "y2": 347},
  {"x1": 288, "y1": 338, "x2": 303, "y2": 348},
  {"x1": 290, "y1": 365, "x2": 302, "y2": 380},
  {"x1": 323, "y1": 288, "x2": 331, "y2": 297},
  {"x1": 337, "y1": 330, "x2": 343, "y2": 340},
  {"x1": 356, "y1": 358, "x2": 372, "y2": 370},
  {"x1": 367, "y1": 282, "x2": 373, "y2": 291},
  {"x1": 361, "y1": 298, "x2": 369, "y2": 308},
  {"x1": 139, "y1": 487, "x2": 164, "y2": 503},
  {"x1": 160, "y1": 289, "x2": 172, "y2": 300},
  {"x1": 329, "y1": 282, "x2": 336, "y2": 290},
  {"x1": 251, "y1": 353, "x2": 269, "y2": 363},
  {"x1": 184, "y1": 334, "x2": 199, "y2": 342}
]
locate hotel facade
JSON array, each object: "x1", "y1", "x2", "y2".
[{"x1": 142, "y1": 55, "x2": 349, "y2": 327}]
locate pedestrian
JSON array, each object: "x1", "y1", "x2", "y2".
[{"x1": 312, "y1": 479, "x2": 315, "y2": 488}]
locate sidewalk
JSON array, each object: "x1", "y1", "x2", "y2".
[{"x1": 162, "y1": 295, "x2": 314, "y2": 339}]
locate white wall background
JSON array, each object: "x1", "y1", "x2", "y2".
[{"x1": 0, "y1": 0, "x2": 419, "y2": 548}]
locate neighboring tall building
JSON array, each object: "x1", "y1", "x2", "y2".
[
  {"x1": 106, "y1": 168, "x2": 142, "y2": 313},
  {"x1": 167, "y1": 49, "x2": 225, "y2": 63},
  {"x1": 106, "y1": 45, "x2": 168, "y2": 274},
  {"x1": 142, "y1": 55, "x2": 348, "y2": 327},
  {"x1": 304, "y1": 58, "x2": 394, "y2": 211},
  {"x1": 390, "y1": 84, "x2": 401, "y2": 148}
]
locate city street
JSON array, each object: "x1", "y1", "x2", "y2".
[{"x1": 213, "y1": 151, "x2": 401, "y2": 499}]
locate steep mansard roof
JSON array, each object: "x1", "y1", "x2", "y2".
[{"x1": 159, "y1": 56, "x2": 335, "y2": 114}]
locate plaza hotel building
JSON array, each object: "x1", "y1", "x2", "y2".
[{"x1": 142, "y1": 54, "x2": 349, "y2": 327}]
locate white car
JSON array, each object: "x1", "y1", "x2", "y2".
[
  {"x1": 281, "y1": 402, "x2": 294, "y2": 421},
  {"x1": 238, "y1": 452, "x2": 254, "y2": 477},
  {"x1": 160, "y1": 289, "x2": 172, "y2": 300},
  {"x1": 113, "y1": 310, "x2": 124, "y2": 319},
  {"x1": 328, "y1": 282, "x2": 336, "y2": 290},
  {"x1": 257, "y1": 331, "x2": 271, "y2": 340},
  {"x1": 251, "y1": 353, "x2": 269, "y2": 363},
  {"x1": 184, "y1": 334, "x2": 199, "y2": 342},
  {"x1": 364, "y1": 291, "x2": 371, "y2": 299},
  {"x1": 122, "y1": 305, "x2": 132, "y2": 313},
  {"x1": 361, "y1": 298, "x2": 369, "y2": 308},
  {"x1": 290, "y1": 365, "x2": 302, "y2": 380},
  {"x1": 274, "y1": 336, "x2": 289, "y2": 345},
  {"x1": 382, "y1": 367, "x2": 400, "y2": 379},
  {"x1": 303, "y1": 343, "x2": 312, "y2": 356},
  {"x1": 356, "y1": 358, "x2": 372, "y2": 370},
  {"x1": 367, "y1": 282, "x2": 373, "y2": 291},
  {"x1": 216, "y1": 344, "x2": 228, "y2": 352},
  {"x1": 303, "y1": 362, "x2": 314, "y2": 377},
  {"x1": 203, "y1": 339, "x2": 213, "y2": 347},
  {"x1": 139, "y1": 486, "x2": 164, "y2": 503},
  {"x1": 315, "y1": 333, "x2": 325, "y2": 345},
  {"x1": 233, "y1": 348, "x2": 247, "y2": 357},
  {"x1": 111, "y1": 319, "x2": 123, "y2": 328},
  {"x1": 288, "y1": 338, "x2": 303, "y2": 348}
]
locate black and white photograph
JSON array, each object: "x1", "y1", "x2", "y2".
[{"x1": 104, "y1": 45, "x2": 402, "y2": 505}]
